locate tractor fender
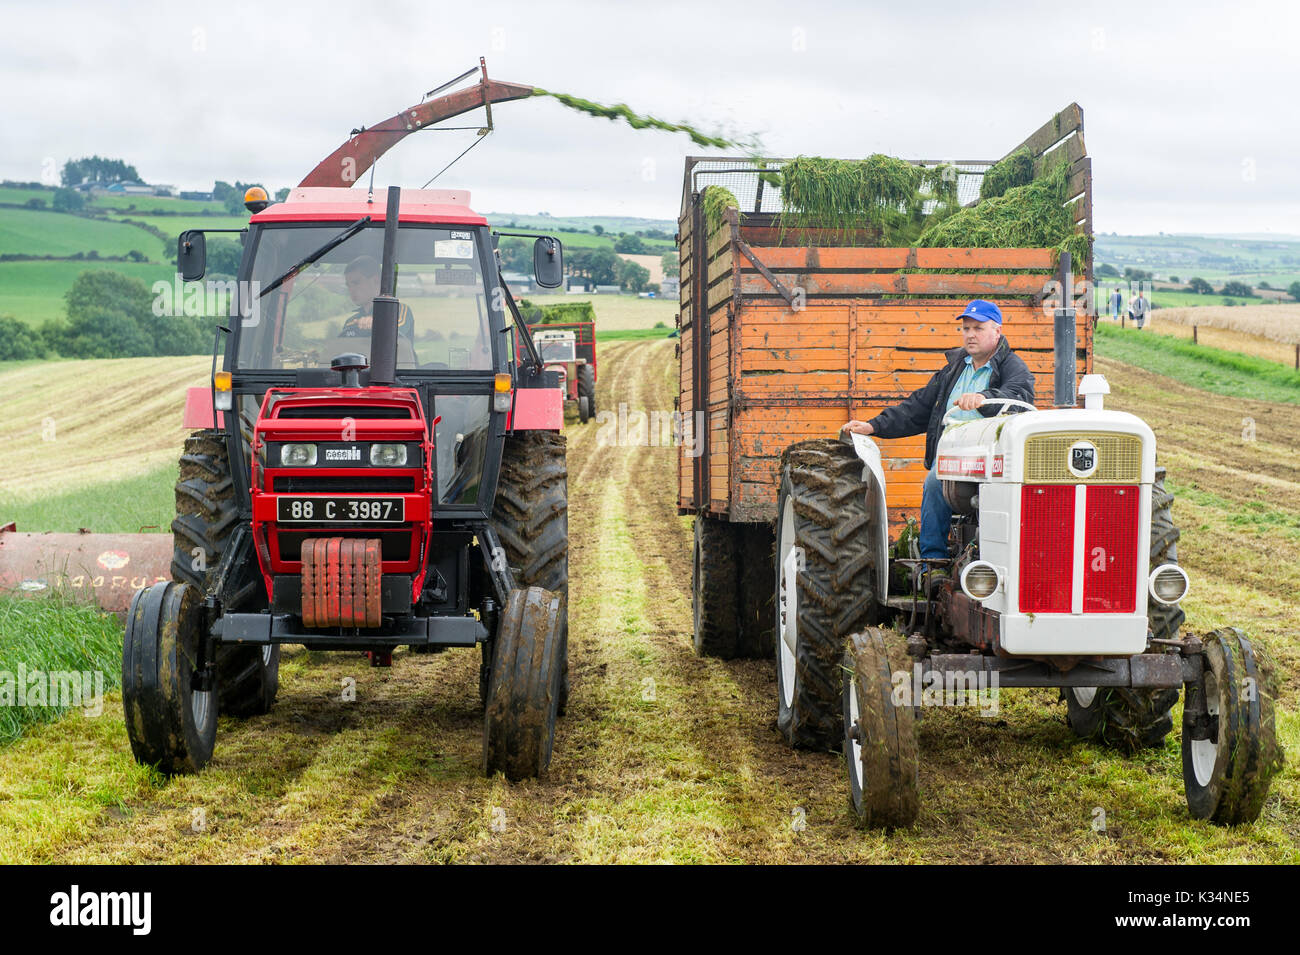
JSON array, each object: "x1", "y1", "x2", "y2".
[
  {"x1": 847, "y1": 432, "x2": 891, "y2": 599},
  {"x1": 183, "y1": 386, "x2": 225, "y2": 430}
]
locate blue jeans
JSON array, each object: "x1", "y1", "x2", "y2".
[{"x1": 920, "y1": 465, "x2": 952, "y2": 559}]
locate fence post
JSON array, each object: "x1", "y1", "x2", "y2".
[{"x1": 1193, "y1": 325, "x2": 1198, "y2": 345}]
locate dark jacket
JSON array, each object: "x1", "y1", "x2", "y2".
[{"x1": 865, "y1": 334, "x2": 1035, "y2": 470}]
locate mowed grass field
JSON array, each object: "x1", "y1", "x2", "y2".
[{"x1": 0, "y1": 332, "x2": 1295, "y2": 863}]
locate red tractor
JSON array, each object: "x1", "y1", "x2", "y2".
[
  {"x1": 525, "y1": 322, "x2": 598, "y2": 423},
  {"x1": 121, "y1": 66, "x2": 572, "y2": 779}
]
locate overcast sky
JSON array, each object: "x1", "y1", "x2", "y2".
[{"x1": 3, "y1": 0, "x2": 1297, "y2": 236}]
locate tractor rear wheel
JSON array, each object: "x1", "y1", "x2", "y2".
[
  {"x1": 122, "y1": 581, "x2": 217, "y2": 774},
  {"x1": 577, "y1": 363, "x2": 596, "y2": 418},
  {"x1": 842, "y1": 628, "x2": 919, "y2": 829},
  {"x1": 692, "y1": 515, "x2": 739, "y2": 658},
  {"x1": 1182, "y1": 628, "x2": 1284, "y2": 825},
  {"x1": 493, "y1": 430, "x2": 569, "y2": 711},
  {"x1": 482, "y1": 587, "x2": 566, "y2": 780},
  {"x1": 1065, "y1": 466, "x2": 1182, "y2": 751},
  {"x1": 775, "y1": 439, "x2": 880, "y2": 750},
  {"x1": 171, "y1": 430, "x2": 278, "y2": 717}
]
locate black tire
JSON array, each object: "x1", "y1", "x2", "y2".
[
  {"x1": 577, "y1": 363, "x2": 596, "y2": 416},
  {"x1": 775, "y1": 439, "x2": 880, "y2": 750},
  {"x1": 578, "y1": 394, "x2": 591, "y2": 424},
  {"x1": 122, "y1": 581, "x2": 217, "y2": 774},
  {"x1": 493, "y1": 430, "x2": 569, "y2": 712},
  {"x1": 842, "y1": 628, "x2": 919, "y2": 829},
  {"x1": 482, "y1": 587, "x2": 566, "y2": 780},
  {"x1": 735, "y1": 523, "x2": 776, "y2": 658},
  {"x1": 170, "y1": 430, "x2": 279, "y2": 717},
  {"x1": 692, "y1": 515, "x2": 739, "y2": 658},
  {"x1": 1064, "y1": 466, "x2": 1182, "y2": 751},
  {"x1": 1182, "y1": 628, "x2": 1284, "y2": 825}
]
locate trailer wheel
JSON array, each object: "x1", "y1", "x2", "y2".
[
  {"x1": 493, "y1": 430, "x2": 569, "y2": 712},
  {"x1": 170, "y1": 430, "x2": 278, "y2": 717},
  {"x1": 775, "y1": 439, "x2": 880, "y2": 750},
  {"x1": 1182, "y1": 628, "x2": 1284, "y2": 825},
  {"x1": 735, "y1": 523, "x2": 776, "y2": 658},
  {"x1": 1065, "y1": 466, "x2": 1183, "y2": 751},
  {"x1": 692, "y1": 515, "x2": 739, "y2": 657},
  {"x1": 122, "y1": 581, "x2": 217, "y2": 774},
  {"x1": 578, "y1": 395, "x2": 592, "y2": 423},
  {"x1": 482, "y1": 587, "x2": 566, "y2": 780},
  {"x1": 842, "y1": 628, "x2": 918, "y2": 829},
  {"x1": 577, "y1": 363, "x2": 596, "y2": 419}
]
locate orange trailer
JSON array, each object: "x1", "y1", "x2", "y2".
[{"x1": 677, "y1": 104, "x2": 1093, "y2": 657}]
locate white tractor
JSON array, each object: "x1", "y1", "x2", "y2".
[{"x1": 775, "y1": 377, "x2": 1284, "y2": 829}]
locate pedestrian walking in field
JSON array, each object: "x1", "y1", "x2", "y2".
[
  {"x1": 1111, "y1": 286, "x2": 1123, "y2": 322},
  {"x1": 1131, "y1": 290, "x2": 1149, "y2": 329}
]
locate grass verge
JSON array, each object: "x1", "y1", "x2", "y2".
[
  {"x1": 0, "y1": 463, "x2": 177, "y2": 533},
  {"x1": 1095, "y1": 322, "x2": 1300, "y2": 404}
]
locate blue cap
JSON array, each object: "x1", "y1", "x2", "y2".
[{"x1": 957, "y1": 299, "x2": 1002, "y2": 324}]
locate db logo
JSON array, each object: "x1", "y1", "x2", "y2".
[{"x1": 1068, "y1": 441, "x2": 1098, "y2": 478}]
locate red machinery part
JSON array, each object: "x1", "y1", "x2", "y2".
[
  {"x1": 301, "y1": 537, "x2": 382, "y2": 628},
  {"x1": 0, "y1": 524, "x2": 173, "y2": 616}
]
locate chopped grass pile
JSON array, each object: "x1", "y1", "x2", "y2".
[
  {"x1": 532, "y1": 89, "x2": 745, "y2": 150},
  {"x1": 916, "y1": 155, "x2": 1089, "y2": 266},
  {"x1": 702, "y1": 186, "x2": 739, "y2": 234},
  {"x1": 979, "y1": 147, "x2": 1035, "y2": 200},
  {"x1": 775, "y1": 155, "x2": 958, "y2": 244},
  {"x1": 517, "y1": 299, "x2": 596, "y2": 324}
]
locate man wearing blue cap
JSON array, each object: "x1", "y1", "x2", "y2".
[{"x1": 842, "y1": 299, "x2": 1035, "y2": 572}]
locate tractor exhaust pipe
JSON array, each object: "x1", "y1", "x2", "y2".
[
  {"x1": 1054, "y1": 250, "x2": 1077, "y2": 408},
  {"x1": 369, "y1": 185, "x2": 402, "y2": 387}
]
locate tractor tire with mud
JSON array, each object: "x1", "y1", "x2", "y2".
[
  {"x1": 1182, "y1": 627, "x2": 1284, "y2": 825},
  {"x1": 170, "y1": 430, "x2": 279, "y2": 717},
  {"x1": 775, "y1": 439, "x2": 880, "y2": 750},
  {"x1": 577, "y1": 363, "x2": 596, "y2": 421},
  {"x1": 122, "y1": 580, "x2": 217, "y2": 774},
  {"x1": 691, "y1": 518, "x2": 774, "y2": 660},
  {"x1": 492, "y1": 430, "x2": 569, "y2": 711},
  {"x1": 482, "y1": 586, "x2": 566, "y2": 780},
  {"x1": 1065, "y1": 466, "x2": 1181, "y2": 752},
  {"x1": 842, "y1": 628, "x2": 919, "y2": 829}
]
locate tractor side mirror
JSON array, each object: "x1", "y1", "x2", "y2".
[
  {"x1": 533, "y1": 236, "x2": 563, "y2": 289},
  {"x1": 178, "y1": 230, "x2": 206, "y2": 282}
]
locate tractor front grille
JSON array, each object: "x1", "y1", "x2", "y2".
[
  {"x1": 1019, "y1": 485, "x2": 1075, "y2": 613},
  {"x1": 1024, "y1": 432, "x2": 1142, "y2": 483}
]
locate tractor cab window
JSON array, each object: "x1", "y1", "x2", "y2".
[{"x1": 237, "y1": 224, "x2": 493, "y2": 373}]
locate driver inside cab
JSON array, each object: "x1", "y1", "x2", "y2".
[{"x1": 340, "y1": 255, "x2": 416, "y2": 344}]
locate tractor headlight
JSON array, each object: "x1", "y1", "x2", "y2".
[
  {"x1": 1148, "y1": 564, "x2": 1189, "y2": 605},
  {"x1": 280, "y1": 443, "x2": 317, "y2": 467},
  {"x1": 961, "y1": 561, "x2": 1001, "y2": 600},
  {"x1": 370, "y1": 443, "x2": 408, "y2": 467}
]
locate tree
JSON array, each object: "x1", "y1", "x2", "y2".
[
  {"x1": 52, "y1": 188, "x2": 86, "y2": 213},
  {"x1": 1257, "y1": 280, "x2": 1271, "y2": 290},
  {"x1": 661, "y1": 250, "x2": 680, "y2": 279},
  {"x1": 1288, "y1": 281, "x2": 1300, "y2": 302},
  {"x1": 592, "y1": 225, "x2": 604, "y2": 236},
  {"x1": 0, "y1": 315, "x2": 44, "y2": 361},
  {"x1": 60, "y1": 155, "x2": 139, "y2": 186},
  {"x1": 1221, "y1": 280, "x2": 1254, "y2": 297},
  {"x1": 24, "y1": 197, "x2": 46, "y2": 210},
  {"x1": 51, "y1": 269, "x2": 207, "y2": 359},
  {"x1": 1168, "y1": 275, "x2": 1179, "y2": 284},
  {"x1": 223, "y1": 181, "x2": 267, "y2": 215},
  {"x1": 212, "y1": 181, "x2": 234, "y2": 201},
  {"x1": 620, "y1": 259, "x2": 650, "y2": 293},
  {"x1": 614, "y1": 234, "x2": 647, "y2": 255},
  {"x1": 1186, "y1": 277, "x2": 1213, "y2": 295},
  {"x1": 275, "y1": 187, "x2": 290, "y2": 202},
  {"x1": 1095, "y1": 263, "x2": 1120, "y2": 278},
  {"x1": 205, "y1": 237, "x2": 243, "y2": 277},
  {"x1": 567, "y1": 248, "x2": 620, "y2": 286},
  {"x1": 1123, "y1": 267, "x2": 1152, "y2": 282}
]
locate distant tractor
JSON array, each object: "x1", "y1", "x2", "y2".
[
  {"x1": 527, "y1": 322, "x2": 598, "y2": 423},
  {"x1": 121, "y1": 66, "x2": 575, "y2": 780},
  {"x1": 677, "y1": 107, "x2": 1283, "y2": 828}
]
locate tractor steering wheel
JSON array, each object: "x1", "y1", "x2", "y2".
[{"x1": 941, "y1": 397, "x2": 1037, "y2": 427}]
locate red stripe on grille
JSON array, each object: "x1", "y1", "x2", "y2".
[
  {"x1": 1020, "y1": 485, "x2": 1075, "y2": 613},
  {"x1": 1083, "y1": 485, "x2": 1140, "y2": 613}
]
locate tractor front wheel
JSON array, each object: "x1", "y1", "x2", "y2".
[
  {"x1": 482, "y1": 587, "x2": 566, "y2": 780},
  {"x1": 577, "y1": 363, "x2": 596, "y2": 420},
  {"x1": 842, "y1": 628, "x2": 919, "y2": 829},
  {"x1": 1182, "y1": 628, "x2": 1284, "y2": 825},
  {"x1": 122, "y1": 581, "x2": 217, "y2": 774}
]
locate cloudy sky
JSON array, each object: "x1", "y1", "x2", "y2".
[{"x1": 3, "y1": 0, "x2": 1296, "y2": 235}]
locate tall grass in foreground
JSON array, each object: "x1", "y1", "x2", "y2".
[
  {"x1": 1095, "y1": 322, "x2": 1300, "y2": 405},
  {"x1": 0, "y1": 593, "x2": 123, "y2": 744}
]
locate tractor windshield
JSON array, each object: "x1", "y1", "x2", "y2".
[{"x1": 236, "y1": 224, "x2": 494, "y2": 372}]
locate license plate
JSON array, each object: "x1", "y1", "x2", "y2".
[{"x1": 277, "y1": 497, "x2": 405, "y2": 523}]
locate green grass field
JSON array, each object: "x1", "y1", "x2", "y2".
[
  {"x1": 1094, "y1": 321, "x2": 1300, "y2": 404},
  {"x1": 0, "y1": 260, "x2": 177, "y2": 325},
  {"x1": 0, "y1": 463, "x2": 178, "y2": 534},
  {"x1": 0, "y1": 209, "x2": 162, "y2": 259}
]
